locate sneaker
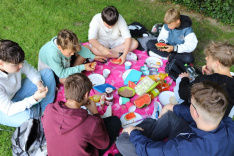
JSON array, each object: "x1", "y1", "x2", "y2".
[
  {"x1": 148, "y1": 50, "x2": 167, "y2": 60},
  {"x1": 126, "y1": 52, "x2": 138, "y2": 61}
]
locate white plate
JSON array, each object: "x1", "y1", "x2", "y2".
[
  {"x1": 88, "y1": 74, "x2": 105, "y2": 86},
  {"x1": 120, "y1": 112, "x2": 143, "y2": 128},
  {"x1": 122, "y1": 69, "x2": 137, "y2": 81},
  {"x1": 145, "y1": 57, "x2": 163, "y2": 68},
  {"x1": 158, "y1": 91, "x2": 177, "y2": 105}
]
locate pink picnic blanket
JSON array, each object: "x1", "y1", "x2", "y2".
[{"x1": 55, "y1": 46, "x2": 176, "y2": 155}]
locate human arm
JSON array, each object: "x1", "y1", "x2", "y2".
[
  {"x1": 0, "y1": 87, "x2": 39, "y2": 116},
  {"x1": 157, "y1": 25, "x2": 169, "y2": 43},
  {"x1": 119, "y1": 37, "x2": 131, "y2": 65},
  {"x1": 173, "y1": 28, "x2": 198, "y2": 53}
]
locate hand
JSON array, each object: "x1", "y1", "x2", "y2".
[
  {"x1": 179, "y1": 72, "x2": 191, "y2": 79},
  {"x1": 160, "y1": 45, "x2": 174, "y2": 52},
  {"x1": 85, "y1": 99, "x2": 98, "y2": 114},
  {"x1": 99, "y1": 45, "x2": 111, "y2": 55},
  {"x1": 122, "y1": 126, "x2": 144, "y2": 135},
  {"x1": 158, "y1": 104, "x2": 174, "y2": 118},
  {"x1": 36, "y1": 80, "x2": 46, "y2": 92},
  {"x1": 33, "y1": 86, "x2": 48, "y2": 101},
  {"x1": 118, "y1": 54, "x2": 127, "y2": 65},
  {"x1": 84, "y1": 63, "x2": 95, "y2": 71},
  {"x1": 94, "y1": 55, "x2": 107, "y2": 62},
  {"x1": 202, "y1": 65, "x2": 212, "y2": 75}
]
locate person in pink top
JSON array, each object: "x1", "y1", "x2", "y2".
[{"x1": 42, "y1": 73, "x2": 121, "y2": 156}]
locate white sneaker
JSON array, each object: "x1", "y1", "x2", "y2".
[
  {"x1": 148, "y1": 51, "x2": 167, "y2": 60},
  {"x1": 126, "y1": 52, "x2": 138, "y2": 61}
]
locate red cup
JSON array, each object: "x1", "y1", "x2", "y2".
[{"x1": 126, "y1": 102, "x2": 136, "y2": 112}]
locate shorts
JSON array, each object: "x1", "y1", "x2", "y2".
[{"x1": 90, "y1": 37, "x2": 125, "y2": 49}]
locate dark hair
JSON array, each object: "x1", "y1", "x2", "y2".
[
  {"x1": 64, "y1": 73, "x2": 93, "y2": 103},
  {"x1": 57, "y1": 29, "x2": 81, "y2": 52},
  {"x1": 0, "y1": 39, "x2": 25, "y2": 64},
  {"x1": 191, "y1": 81, "x2": 228, "y2": 118},
  {"x1": 204, "y1": 41, "x2": 234, "y2": 67},
  {"x1": 101, "y1": 6, "x2": 119, "y2": 26}
]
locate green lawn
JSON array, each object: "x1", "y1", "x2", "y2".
[{"x1": 0, "y1": 0, "x2": 233, "y2": 155}]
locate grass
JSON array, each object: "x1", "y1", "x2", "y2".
[{"x1": 0, "y1": 0, "x2": 233, "y2": 155}]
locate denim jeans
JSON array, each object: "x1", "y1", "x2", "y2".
[
  {"x1": 116, "y1": 111, "x2": 190, "y2": 156},
  {"x1": 0, "y1": 69, "x2": 56, "y2": 127}
]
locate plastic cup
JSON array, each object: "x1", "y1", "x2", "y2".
[
  {"x1": 103, "y1": 69, "x2": 110, "y2": 78},
  {"x1": 126, "y1": 102, "x2": 136, "y2": 112},
  {"x1": 124, "y1": 61, "x2": 132, "y2": 70},
  {"x1": 119, "y1": 97, "x2": 130, "y2": 105}
]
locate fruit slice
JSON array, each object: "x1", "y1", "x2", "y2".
[
  {"x1": 155, "y1": 43, "x2": 168, "y2": 49},
  {"x1": 128, "y1": 81, "x2": 136, "y2": 89},
  {"x1": 124, "y1": 112, "x2": 136, "y2": 121},
  {"x1": 91, "y1": 62, "x2": 97, "y2": 69},
  {"x1": 134, "y1": 94, "x2": 151, "y2": 108},
  {"x1": 110, "y1": 58, "x2": 122, "y2": 64}
]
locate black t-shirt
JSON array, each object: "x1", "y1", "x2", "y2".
[{"x1": 179, "y1": 73, "x2": 234, "y2": 116}]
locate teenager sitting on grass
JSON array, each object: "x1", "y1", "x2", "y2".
[
  {"x1": 88, "y1": 6, "x2": 139, "y2": 64},
  {"x1": 147, "y1": 8, "x2": 198, "y2": 64},
  {"x1": 38, "y1": 29, "x2": 106, "y2": 84},
  {"x1": 0, "y1": 39, "x2": 56, "y2": 127},
  {"x1": 42, "y1": 73, "x2": 121, "y2": 156},
  {"x1": 116, "y1": 81, "x2": 234, "y2": 156},
  {"x1": 174, "y1": 41, "x2": 234, "y2": 117}
]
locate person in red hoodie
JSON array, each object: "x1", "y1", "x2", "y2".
[{"x1": 42, "y1": 73, "x2": 121, "y2": 156}]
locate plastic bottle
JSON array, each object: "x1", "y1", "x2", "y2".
[
  {"x1": 184, "y1": 64, "x2": 199, "y2": 81},
  {"x1": 154, "y1": 73, "x2": 168, "y2": 81},
  {"x1": 148, "y1": 88, "x2": 160, "y2": 99},
  {"x1": 156, "y1": 80, "x2": 170, "y2": 92}
]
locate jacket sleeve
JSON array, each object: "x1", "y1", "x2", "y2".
[
  {"x1": 47, "y1": 54, "x2": 85, "y2": 78},
  {"x1": 77, "y1": 45, "x2": 95, "y2": 59},
  {"x1": 157, "y1": 25, "x2": 169, "y2": 43},
  {"x1": 0, "y1": 86, "x2": 37, "y2": 116},
  {"x1": 130, "y1": 130, "x2": 166, "y2": 156},
  {"x1": 176, "y1": 28, "x2": 198, "y2": 53},
  {"x1": 21, "y1": 60, "x2": 41, "y2": 84},
  {"x1": 89, "y1": 114, "x2": 110, "y2": 149},
  {"x1": 178, "y1": 77, "x2": 193, "y2": 100},
  {"x1": 173, "y1": 104, "x2": 194, "y2": 123}
]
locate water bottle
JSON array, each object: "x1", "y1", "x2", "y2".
[{"x1": 184, "y1": 64, "x2": 198, "y2": 81}]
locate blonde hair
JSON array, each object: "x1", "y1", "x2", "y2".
[
  {"x1": 164, "y1": 8, "x2": 180, "y2": 24},
  {"x1": 204, "y1": 41, "x2": 234, "y2": 67},
  {"x1": 57, "y1": 29, "x2": 81, "y2": 52}
]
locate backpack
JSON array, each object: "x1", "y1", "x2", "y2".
[
  {"x1": 11, "y1": 118, "x2": 47, "y2": 156},
  {"x1": 128, "y1": 22, "x2": 147, "y2": 38}
]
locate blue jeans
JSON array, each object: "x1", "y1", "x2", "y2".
[
  {"x1": 116, "y1": 111, "x2": 190, "y2": 156},
  {"x1": 0, "y1": 69, "x2": 56, "y2": 127}
]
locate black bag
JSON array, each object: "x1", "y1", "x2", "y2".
[
  {"x1": 165, "y1": 58, "x2": 186, "y2": 81},
  {"x1": 11, "y1": 118, "x2": 47, "y2": 156},
  {"x1": 128, "y1": 22, "x2": 147, "y2": 38}
]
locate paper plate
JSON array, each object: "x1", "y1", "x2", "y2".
[
  {"x1": 120, "y1": 112, "x2": 143, "y2": 128},
  {"x1": 122, "y1": 69, "x2": 136, "y2": 81},
  {"x1": 158, "y1": 91, "x2": 177, "y2": 105},
  {"x1": 145, "y1": 57, "x2": 163, "y2": 68},
  {"x1": 88, "y1": 74, "x2": 105, "y2": 86}
]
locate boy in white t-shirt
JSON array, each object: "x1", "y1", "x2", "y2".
[{"x1": 88, "y1": 6, "x2": 139, "y2": 65}]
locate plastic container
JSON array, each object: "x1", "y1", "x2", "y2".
[
  {"x1": 105, "y1": 95, "x2": 113, "y2": 105},
  {"x1": 135, "y1": 76, "x2": 155, "y2": 96},
  {"x1": 105, "y1": 87, "x2": 113, "y2": 98},
  {"x1": 156, "y1": 80, "x2": 170, "y2": 92},
  {"x1": 184, "y1": 64, "x2": 198, "y2": 81}
]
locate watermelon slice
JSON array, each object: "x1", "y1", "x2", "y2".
[
  {"x1": 128, "y1": 81, "x2": 136, "y2": 89},
  {"x1": 110, "y1": 58, "x2": 122, "y2": 64},
  {"x1": 155, "y1": 43, "x2": 168, "y2": 49},
  {"x1": 134, "y1": 94, "x2": 151, "y2": 108},
  {"x1": 124, "y1": 112, "x2": 136, "y2": 121}
]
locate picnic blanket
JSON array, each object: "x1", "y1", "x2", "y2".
[{"x1": 54, "y1": 44, "x2": 176, "y2": 155}]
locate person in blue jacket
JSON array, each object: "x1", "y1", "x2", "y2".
[
  {"x1": 116, "y1": 81, "x2": 234, "y2": 156},
  {"x1": 147, "y1": 8, "x2": 198, "y2": 64}
]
